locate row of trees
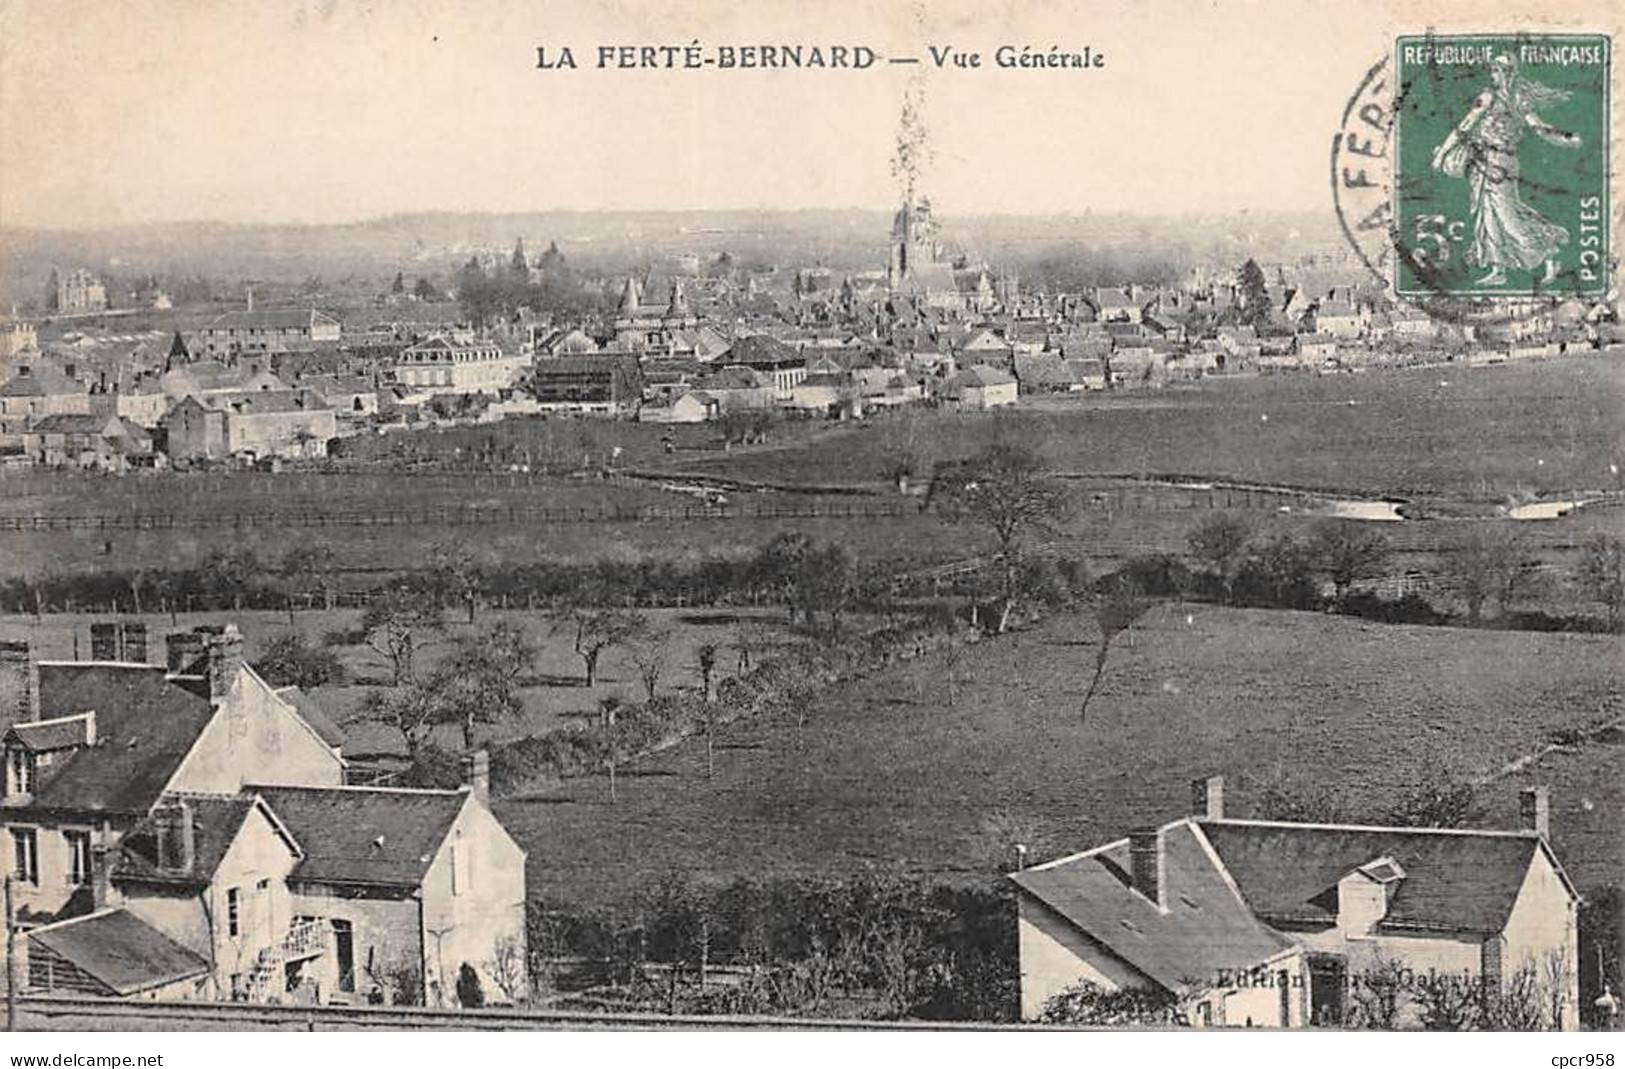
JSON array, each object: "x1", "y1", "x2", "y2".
[{"x1": 1185, "y1": 512, "x2": 1391, "y2": 608}]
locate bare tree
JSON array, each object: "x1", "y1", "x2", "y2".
[
  {"x1": 431, "y1": 622, "x2": 537, "y2": 750},
  {"x1": 361, "y1": 585, "x2": 445, "y2": 685},
  {"x1": 1186, "y1": 513, "x2": 1251, "y2": 604},
  {"x1": 1080, "y1": 576, "x2": 1153, "y2": 723},
  {"x1": 564, "y1": 608, "x2": 645, "y2": 686},
  {"x1": 941, "y1": 640, "x2": 966, "y2": 707},
  {"x1": 1576, "y1": 532, "x2": 1624, "y2": 630},
  {"x1": 1344, "y1": 955, "x2": 1409, "y2": 1030},
  {"x1": 625, "y1": 627, "x2": 671, "y2": 702},
  {"x1": 484, "y1": 935, "x2": 528, "y2": 1006},
  {"x1": 695, "y1": 642, "x2": 719, "y2": 702},
  {"x1": 360, "y1": 683, "x2": 439, "y2": 764},
  {"x1": 1448, "y1": 528, "x2": 1540, "y2": 624},
  {"x1": 428, "y1": 541, "x2": 483, "y2": 624},
  {"x1": 933, "y1": 439, "x2": 1069, "y2": 632},
  {"x1": 1308, "y1": 519, "x2": 1390, "y2": 607}
]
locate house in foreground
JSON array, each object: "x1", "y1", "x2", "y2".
[
  {"x1": 1, "y1": 627, "x2": 526, "y2": 1006},
  {"x1": 1010, "y1": 776, "x2": 1579, "y2": 1028}
]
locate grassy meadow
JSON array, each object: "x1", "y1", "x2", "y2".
[
  {"x1": 490, "y1": 603, "x2": 1623, "y2": 907},
  {"x1": 676, "y1": 354, "x2": 1625, "y2": 500}
]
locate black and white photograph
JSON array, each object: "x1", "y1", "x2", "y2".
[{"x1": 0, "y1": 0, "x2": 1620, "y2": 1054}]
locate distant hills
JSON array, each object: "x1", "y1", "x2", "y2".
[{"x1": 0, "y1": 208, "x2": 1345, "y2": 308}]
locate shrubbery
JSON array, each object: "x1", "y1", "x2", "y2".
[{"x1": 528, "y1": 873, "x2": 1017, "y2": 1021}]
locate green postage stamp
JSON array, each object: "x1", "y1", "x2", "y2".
[{"x1": 1394, "y1": 34, "x2": 1610, "y2": 298}]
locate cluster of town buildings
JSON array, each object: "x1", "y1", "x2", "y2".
[
  {"x1": 2, "y1": 200, "x2": 1619, "y2": 473},
  {"x1": 1, "y1": 626, "x2": 525, "y2": 1005}
]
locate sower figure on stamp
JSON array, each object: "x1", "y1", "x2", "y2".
[{"x1": 1431, "y1": 53, "x2": 1582, "y2": 286}]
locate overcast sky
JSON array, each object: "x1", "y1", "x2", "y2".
[{"x1": 0, "y1": 0, "x2": 1616, "y2": 228}]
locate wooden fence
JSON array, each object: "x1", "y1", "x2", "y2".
[{"x1": 0, "y1": 499, "x2": 916, "y2": 532}]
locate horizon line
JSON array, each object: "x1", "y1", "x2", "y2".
[{"x1": 1, "y1": 204, "x2": 1331, "y2": 236}]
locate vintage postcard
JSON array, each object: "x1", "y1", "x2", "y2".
[{"x1": 0, "y1": 0, "x2": 1621, "y2": 1054}]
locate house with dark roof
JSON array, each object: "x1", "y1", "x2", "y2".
[
  {"x1": 0, "y1": 358, "x2": 90, "y2": 434},
  {"x1": 1010, "y1": 776, "x2": 1580, "y2": 1028},
  {"x1": 1, "y1": 627, "x2": 528, "y2": 1007},
  {"x1": 528, "y1": 354, "x2": 644, "y2": 415},
  {"x1": 198, "y1": 307, "x2": 341, "y2": 357},
  {"x1": 941, "y1": 365, "x2": 1018, "y2": 410},
  {"x1": 722, "y1": 335, "x2": 807, "y2": 397},
  {"x1": 20, "y1": 412, "x2": 154, "y2": 471}
]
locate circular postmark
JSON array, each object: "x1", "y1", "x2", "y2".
[{"x1": 1332, "y1": 34, "x2": 1616, "y2": 338}]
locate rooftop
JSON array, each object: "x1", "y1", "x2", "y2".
[
  {"x1": 28, "y1": 909, "x2": 211, "y2": 996},
  {"x1": 22, "y1": 663, "x2": 214, "y2": 815},
  {"x1": 1011, "y1": 821, "x2": 1294, "y2": 993},
  {"x1": 249, "y1": 784, "x2": 469, "y2": 888}
]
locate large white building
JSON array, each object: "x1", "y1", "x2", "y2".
[{"x1": 394, "y1": 336, "x2": 527, "y2": 394}]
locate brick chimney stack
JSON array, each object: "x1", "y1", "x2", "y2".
[
  {"x1": 1519, "y1": 786, "x2": 1551, "y2": 840},
  {"x1": 196, "y1": 624, "x2": 244, "y2": 701},
  {"x1": 0, "y1": 639, "x2": 40, "y2": 729},
  {"x1": 153, "y1": 800, "x2": 196, "y2": 874},
  {"x1": 91, "y1": 843, "x2": 113, "y2": 909},
  {"x1": 1128, "y1": 827, "x2": 1166, "y2": 909},
  {"x1": 1191, "y1": 775, "x2": 1225, "y2": 820},
  {"x1": 463, "y1": 750, "x2": 491, "y2": 806}
]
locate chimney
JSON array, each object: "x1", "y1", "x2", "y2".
[
  {"x1": 462, "y1": 749, "x2": 490, "y2": 806},
  {"x1": 1191, "y1": 775, "x2": 1225, "y2": 820},
  {"x1": 165, "y1": 631, "x2": 207, "y2": 675},
  {"x1": 198, "y1": 625, "x2": 244, "y2": 701},
  {"x1": 153, "y1": 800, "x2": 195, "y2": 874},
  {"x1": 0, "y1": 640, "x2": 40, "y2": 728},
  {"x1": 1519, "y1": 786, "x2": 1551, "y2": 839},
  {"x1": 1128, "y1": 827, "x2": 1166, "y2": 908},
  {"x1": 90, "y1": 843, "x2": 113, "y2": 909},
  {"x1": 90, "y1": 622, "x2": 119, "y2": 661},
  {"x1": 120, "y1": 621, "x2": 148, "y2": 664}
]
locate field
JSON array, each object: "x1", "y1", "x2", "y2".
[
  {"x1": 0, "y1": 607, "x2": 787, "y2": 758},
  {"x1": 492, "y1": 604, "x2": 1624, "y2": 908},
  {"x1": 3, "y1": 354, "x2": 1621, "y2": 584},
  {"x1": 676, "y1": 354, "x2": 1625, "y2": 501}
]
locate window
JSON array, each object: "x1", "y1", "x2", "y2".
[
  {"x1": 331, "y1": 919, "x2": 355, "y2": 993},
  {"x1": 5, "y1": 747, "x2": 32, "y2": 796},
  {"x1": 11, "y1": 828, "x2": 38, "y2": 885},
  {"x1": 64, "y1": 830, "x2": 91, "y2": 886},
  {"x1": 227, "y1": 887, "x2": 241, "y2": 937}
]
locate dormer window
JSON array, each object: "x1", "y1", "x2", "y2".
[{"x1": 5, "y1": 745, "x2": 33, "y2": 796}]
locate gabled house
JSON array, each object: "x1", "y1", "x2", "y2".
[
  {"x1": 1092, "y1": 287, "x2": 1143, "y2": 324},
  {"x1": 198, "y1": 308, "x2": 341, "y2": 357},
  {"x1": 21, "y1": 413, "x2": 154, "y2": 471},
  {"x1": 1, "y1": 628, "x2": 527, "y2": 1008},
  {"x1": 0, "y1": 359, "x2": 90, "y2": 434},
  {"x1": 1011, "y1": 776, "x2": 1581, "y2": 1028},
  {"x1": 723, "y1": 335, "x2": 807, "y2": 397},
  {"x1": 528, "y1": 354, "x2": 643, "y2": 415},
  {"x1": 941, "y1": 365, "x2": 1018, "y2": 410}
]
